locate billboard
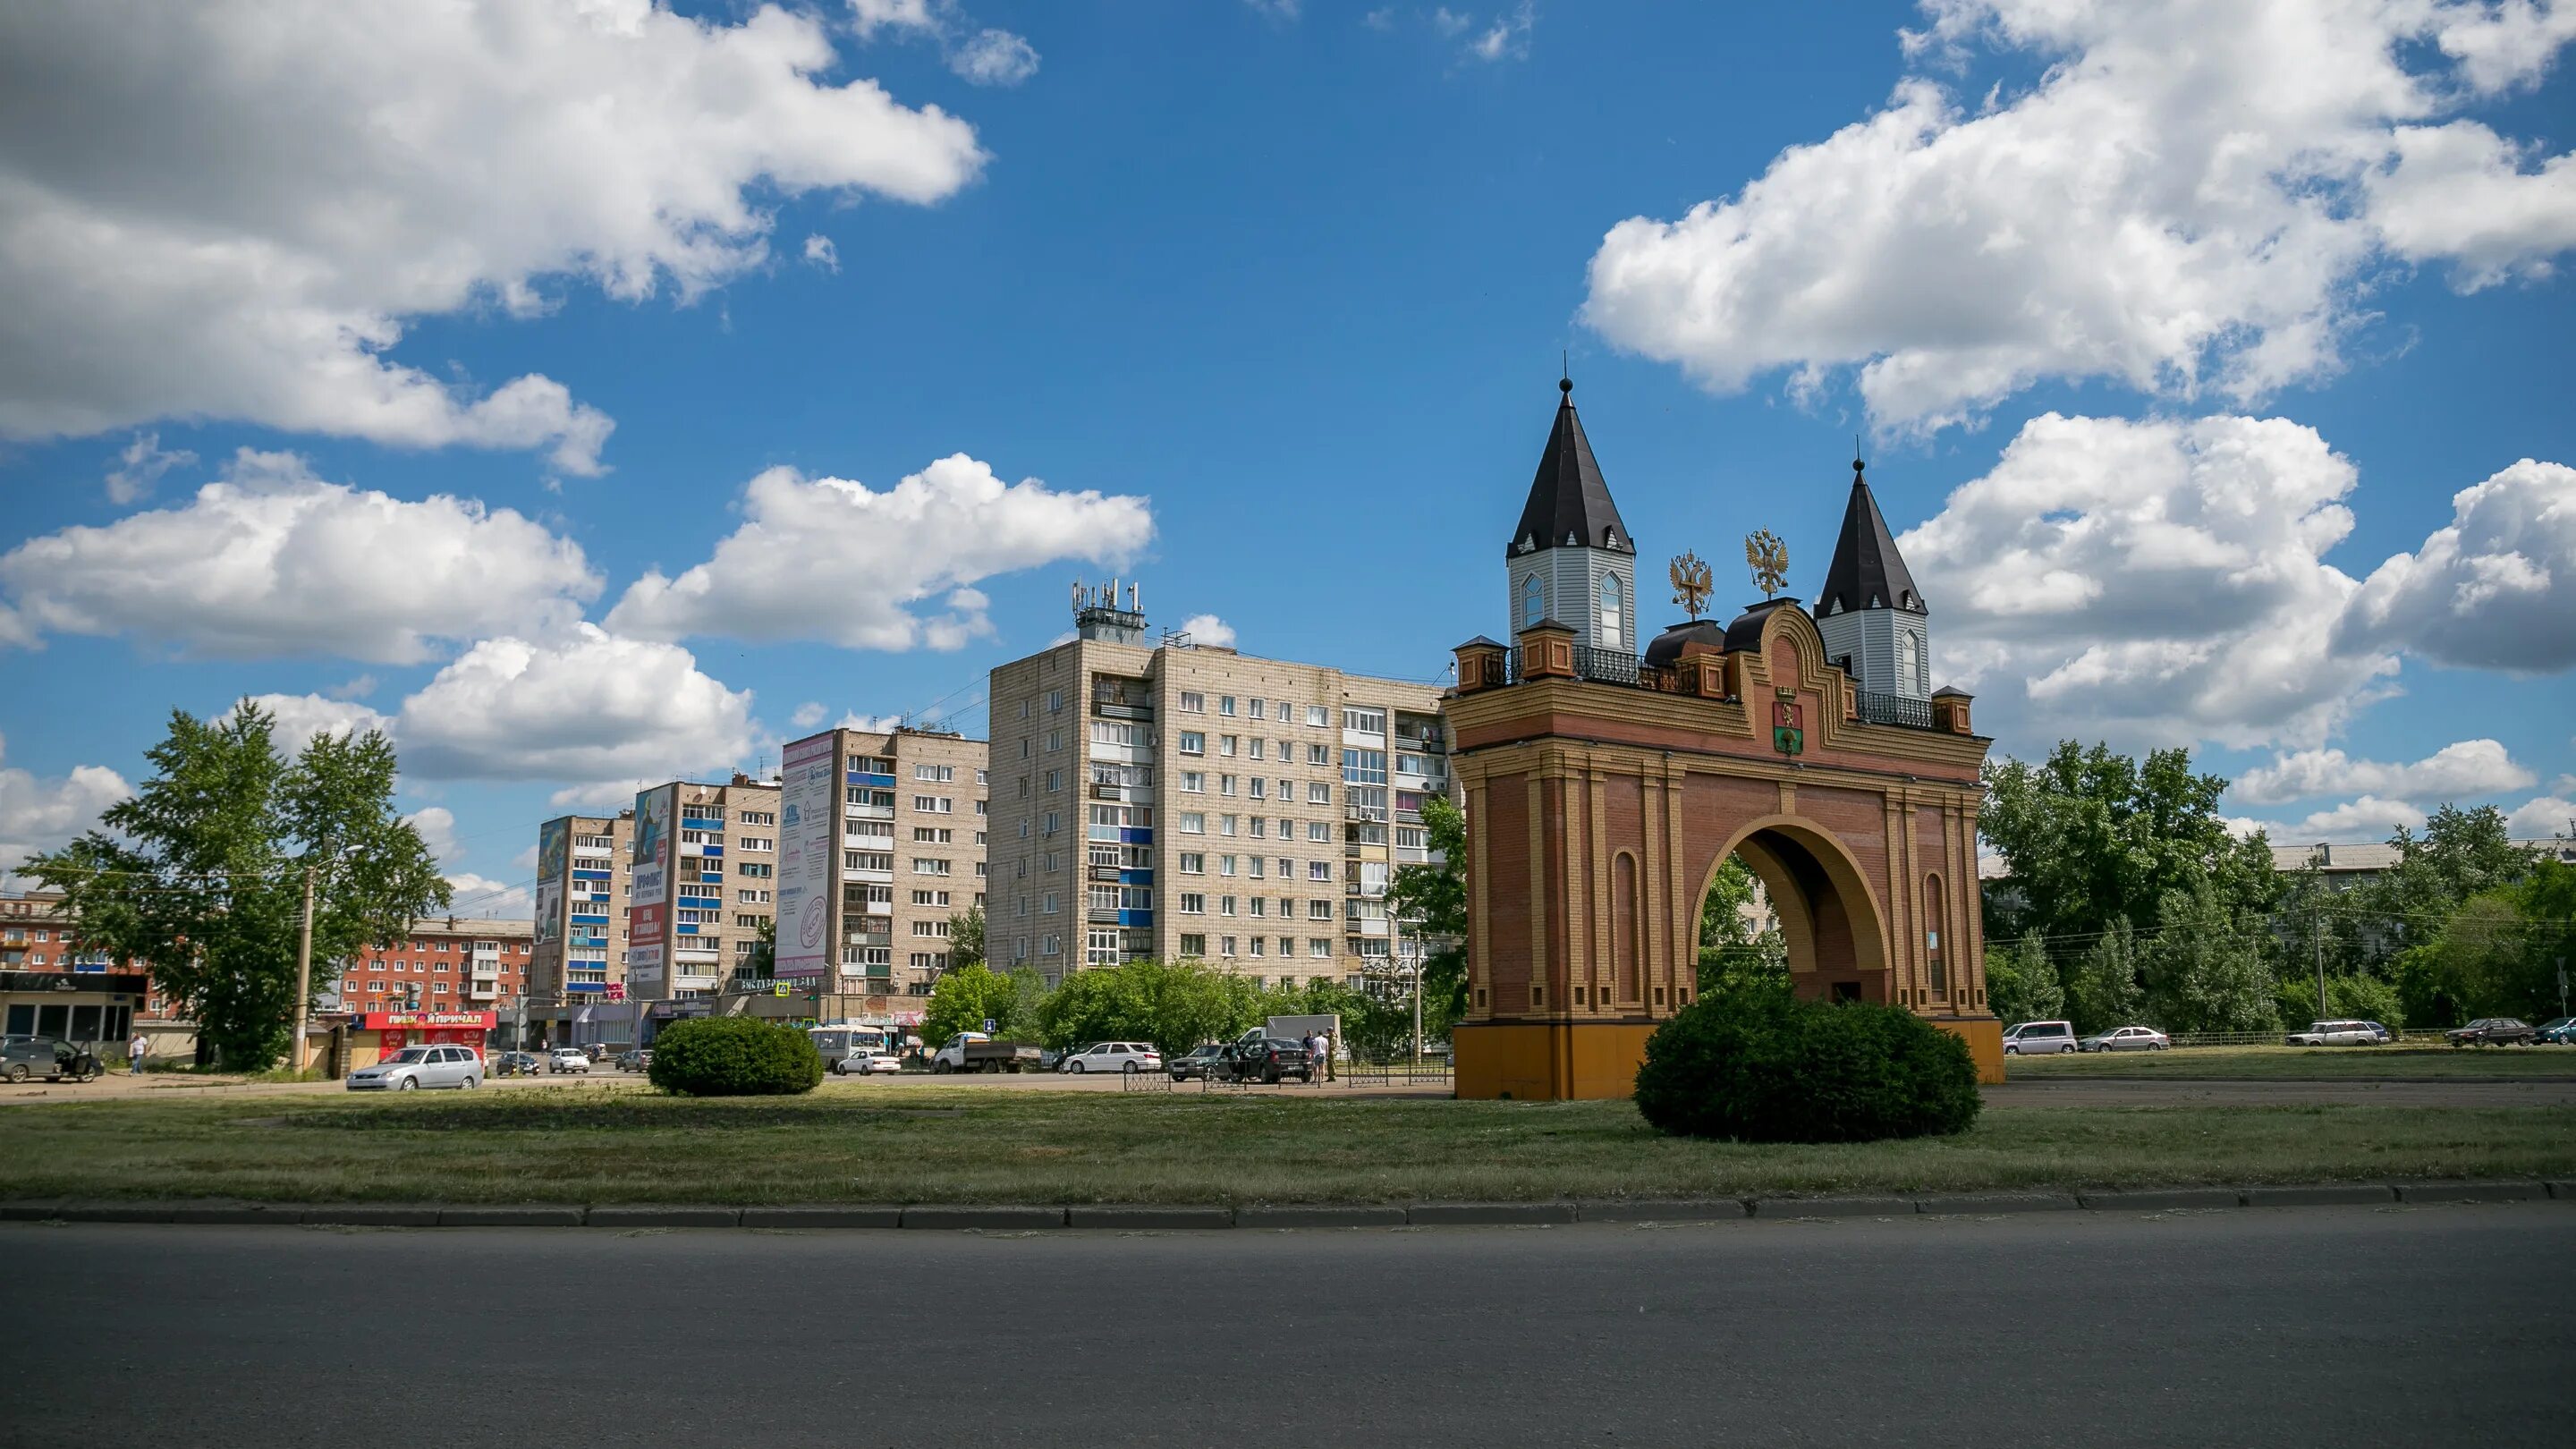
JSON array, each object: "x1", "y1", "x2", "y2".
[
  {"x1": 626, "y1": 784, "x2": 677, "y2": 999},
  {"x1": 776, "y1": 733, "x2": 838, "y2": 981},
  {"x1": 533, "y1": 818, "x2": 569, "y2": 945}
]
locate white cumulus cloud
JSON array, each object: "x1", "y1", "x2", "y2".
[
  {"x1": 1179, "y1": 614, "x2": 1238, "y2": 648},
  {"x1": 2337, "y1": 458, "x2": 2576, "y2": 674},
  {"x1": 2508, "y1": 795, "x2": 2576, "y2": 838},
  {"x1": 405, "y1": 806, "x2": 464, "y2": 865},
  {"x1": 846, "y1": 0, "x2": 1040, "y2": 87},
  {"x1": 803, "y1": 234, "x2": 841, "y2": 273},
  {"x1": 2233, "y1": 740, "x2": 2537, "y2": 806},
  {"x1": 2273, "y1": 794, "x2": 2428, "y2": 842},
  {"x1": 443, "y1": 872, "x2": 535, "y2": 919},
  {"x1": 230, "y1": 693, "x2": 396, "y2": 757},
  {"x1": 1583, "y1": 0, "x2": 2576, "y2": 432},
  {"x1": 791, "y1": 702, "x2": 828, "y2": 730},
  {"x1": 103, "y1": 432, "x2": 194, "y2": 505},
  {"x1": 393, "y1": 626, "x2": 757, "y2": 801},
  {"x1": 606, "y1": 453, "x2": 1151, "y2": 650},
  {"x1": 0, "y1": 0, "x2": 988, "y2": 471},
  {"x1": 0, "y1": 731, "x2": 131, "y2": 889},
  {"x1": 0, "y1": 450, "x2": 600, "y2": 663}
]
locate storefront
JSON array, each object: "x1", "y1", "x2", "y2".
[
  {"x1": 1, "y1": 970, "x2": 145, "y2": 1044},
  {"x1": 343, "y1": 1009, "x2": 497, "y2": 1069}
]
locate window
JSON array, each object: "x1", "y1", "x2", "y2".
[
  {"x1": 1219, "y1": 895, "x2": 1237, "y2": 916},
  {"x1": 1250, "y1": 817, "x2": 1268, "y2": 839},
  {"x1": 1249, "y1": 738, "x2": 1266, "y2": 761},
  {"x1": 912, "y1": 858, "x2": 953, "y2": 876},
  {"x1": 1310, "y1": 938, "x2": 1334, "y2": 959},
  {"x1": 1598, "y1": 572, "x2": 1623, "y2": 648},
  {"x1": 1179, "y1": 894, "x2": 1207, "y2": 914},
  {"x1": 911, "y1": 889, "x2": 950, "y2": 906},
  {"x1": 1306, "y1": 705, "x2": 1330, "y2": 727},
  {"x1": 1250, "y1": 779, "x2": 1267, "y2": 801},
  {"x1": 1219, "y1": 854, "x2": 1239, "y2": 876},
  {"x1": 1343, "y1": 749, "x2": 1386, "y2": 784},
  {"x1": 1219, "y1": 695, "x2": 1237, "y2": 716},
  {"x1": 1898, "y1": 631, "x2": 1919, "y2": 697},
  {"x1": 1219, "y1": 936, "x2": 1238, "y2": 957},
  {"x1": 1180, "y1": 934, "x2": 1208, "y2": 956},
  {"x1": 1275, "y1": 702, "x2": 1293, "y2": 723},
  {"x1": 1180, "y1": 852, "x2": 1206, "y2": 873},
  {"x1": 1343, "y1": 707, "x2": 1386, "y2": 735},
  {"x1": 1308, "y1": 742, "x2": 1331, "y2": 766},
  {"x1": 1308, "y1": 781, "x2": 1331, "y2": 804},
  {"x1": 911, "y1": 919, "x2": 951, "y2": 937},
  {"x1": 1308, "y1": 821, "x2": 1331, "y2": 842},
  {"x1": 1178, "y1": 731, "x2": 1206, "y2": 755},
  {"x1": 1219, "y1": 734, "x2": 1238, "y2": 757},
  {"x1": 1220, "y1": 815, "x2": 1238, "y2": 836},
  {"x1": 1522, "y1": 573, "x2": 1543, "y2": 629},
  {"x1": 1179, "y1": 812, "x2": 1206, "y2": 834},
  {"x1": 1309, "y1": 861, "x2": 1333, "y2": 882},
  {"x1": 1181, "y1": 771, "x2": 1206, "y2": 792},
  {"x1": 912, "y1": 827, "x2": 953, "y2": 843},
  {"x1": 1250, "y1": 855, "x2": 1267, "y2": 877},
  {"x1": 1249, "y1": 699, "x2": 1267, "y2": 721},
  {"x1": 1179, "y1": 691, "x2": 1205, "y2": 713},
  {"x1": 1219, "y1": 774, "x2": 1237, "y2": 796},
  {"x1": 913, "y1": 764, "x2": 954, "y2": 782},
  {"x1": 1309, "y1": 899, "x2": 1334, "y2": 920}
]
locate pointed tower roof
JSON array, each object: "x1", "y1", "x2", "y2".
[
  {"x1": 1505, "y1": 377, "x2": 1633, "y2": 559},
  {"x1": 1817, "y1": 458, "x2": 1925, "y2": 615}
]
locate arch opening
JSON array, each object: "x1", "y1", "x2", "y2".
[{"x1": 1694, "y1": 822, "x2": 1891, "y2": 1007}]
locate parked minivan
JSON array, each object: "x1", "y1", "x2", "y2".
[{"x1": 2002, "y1": 1021, "x2": 2078, "y2": 1055}]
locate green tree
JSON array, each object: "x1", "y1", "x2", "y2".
[
  {"x1": 1983, "y1": 931, "x2": 2064, "y2": 1025},
  {"x1": 1260, "y1": 976, "x2": 1413, "y2": 1058},
  {"x1": 2064, "y1": 920, "x2": 2143, "y2": 1034},
  {"x1": 920, "y1": 963, "x2": 1032, "y2": 1046},
  {"x1": 2357, "y1": 804, "x2": 2541, "y2": 955},
  {"x1": 1386, "y1": 793, "x2": 1469, "y2": 1030},
  {"x1": 1034, "y1": 958, "x2": 1262, "y2": 1055},
  {"x1": 2137, "y1": 879, "x2": 2277, "y2": 1032},
  {"x1": 1980, "y1": 741, "x2": 2279, "y2": 947},
  {"x1": 946, "y1": 904, "x2": 986, "y2": 972},
  {"x1": 1697, "y1": 856, "x2": 1789, "y2": 1000},
  {"x1": 2391, "y1": 859, "x2": 2573, "y2": 1024},
  {"x1": 27, "y1": 703, "x2": 449, "y2": 1069}
]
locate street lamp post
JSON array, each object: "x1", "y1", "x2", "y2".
[{"x1": 291, "y1": 863, "x2": 317, "y2": 1075}]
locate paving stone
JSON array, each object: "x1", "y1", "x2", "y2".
[
  {"x1": 1579, "y1": 1199, "x2": 1750, "y2": 1222},
  {"x1": 1234, "y1": 1205, "x2": 1409, "y2": 1229},
  {"x1": 2241, "y1": 1183, "x2": 2396, "y2": 1208},
  {"x1": 902, "y1": 1205, "x2": 1066, "y2": 1230},
  {"x1": 1913, "y1": 1192, "x2": 2083, "y2": 1216},
  {"x1": 1068, "y1": 1205, "x2": 1236, "y2": 1230},
  {"x1": 1750, "y1": 1195, "x2": 1916, "y2": 1218},
  {"x1": 2075, "y1": 1188, "x2": 2244, "y2": 1212},
  {"x1": 299, "y1": 1204, "x2": 442, "y2": 1226},
  {"x1": 2393, "y1": 1181, "x2": 2546, "y2": 1204},
  {"x1": 437, "y1": 1206, "x2": 588, "y2": 1227},
  {"x1": 585, "y1": 1206, "x2": 741, "y2": 1228},
  {"x1": 1405, "y1": 1202, "x2": 1578, "y2": 1225},
  {"x1": 739, "y1": 1206, "x2": 903, "y2": 1229}
]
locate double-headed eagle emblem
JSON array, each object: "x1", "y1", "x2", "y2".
[
  {"x1": 1668, "y1": 550, "x2": 1713, "y2": 621},
  {"x1": 1745, "y1": 530, "x2": 1790, "y2": 601}
]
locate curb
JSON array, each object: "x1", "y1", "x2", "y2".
[{"x1": 3, "y1": 1181, "x2": 2561, "y2": 1231}]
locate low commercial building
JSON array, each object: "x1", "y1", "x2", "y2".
[{"x1": 1, "y1": 890, "x2": 185, "y2": 1055}]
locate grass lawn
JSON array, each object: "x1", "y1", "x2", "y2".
[
  {"x1": 2005, "y1": 1045, "x2": 2576, "y2": 1080},
  {"x1": 3, "y1": 1084, "x2": 2569, "y2": 1206}
]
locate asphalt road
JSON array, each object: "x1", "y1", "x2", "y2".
[{"x1": 6, "y1": 1205, "x2": 2569, "y2": 1447}]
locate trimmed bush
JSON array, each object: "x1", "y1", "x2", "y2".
[
  {"x1": 1633, "y1": 990, "x2": 1980, "y2": 1143},
  {"x1": 645, "y1": 1017, "x2": 824, "y2": 1097}
]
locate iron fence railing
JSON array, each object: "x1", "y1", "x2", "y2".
[{"x1": 1855, "y1": 690, "x2": 1935, "y2": 730}]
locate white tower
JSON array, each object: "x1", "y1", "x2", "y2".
[
  {"x1": 1815, "y1": 458, "x2": 1930, "y2": 700},
  {"x1": 1504, "y1": 377, "x2": 1637, "y2": 654}
]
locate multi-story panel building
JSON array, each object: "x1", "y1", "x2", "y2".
[
  {"x1": 529, "y1": 809, "x2": 633, "y2": 1005},
  {"x1": 775, "y1": 727, "x2": 987, "y2": 1008},
  {"x1": 987, "y1": 586, "x2": 1448, "y2": 989}
]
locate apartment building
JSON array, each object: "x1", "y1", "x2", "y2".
[
  {"x1": 333, "y1": 917, "x2": 535, "y2": 1014},
  {"x1": 986, "y1": 584, "x2": 1449, "y2": 989},
  {"x1": 0, "y1": 889, "x2": 154, "y2": 1048},
  {"x1": 775, "y1": 726, "x2": 988, "y2": 1006},
  {"x1": 527, "y1": 775, "x2": 782, "y2": 1048}
]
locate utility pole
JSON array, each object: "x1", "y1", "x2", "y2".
[
  {"x1": 2313, "y1": 895, "x2": 2326, "y2": 1028},
  {"x1": 292, "y1": 863, "x2": 317, "y2": 1075}
]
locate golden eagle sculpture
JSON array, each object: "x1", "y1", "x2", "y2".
[
  {"x1": 1668, "y1": 550, "x2": 1714, "y2": 621},
  {"x1": 1745, "y1": 530, "x2": 1789, "y2": 601}
]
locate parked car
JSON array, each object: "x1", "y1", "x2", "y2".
[
  {"x1": 614, "y1": 1047, "x2": 654, "y2": 1072},
  {"x1": 2537, "y1": 1017, "x2": 2576, "y2": 1045},
  {"x1": 2446, "y1": 1018, "x2": 2535, "y2": 1047},
  {"x1": 0, "y1": 1034, "x2": 102, "y2": 1083},
  {"x1": 1058, "y1": 1041, "x2": 1163, "y2": 1074},
  {"x1": 493, "y1": 1050, "x2": 541, "y2": 1077},
  {"x1": 1166, "y1": 1044, "x2": 1228, "y2": 1081},
  {"x1": 2001, "y1": 1021, "x2": 2078, "y2": 1055},
  {"x1": 1218, "y1": 1032, "x2": 1313, "y2": 1084},
  {"x1": 2079, "y1": 1025, "x2": 2170, "y2": 1052},
  {"x1": 2285, "y1": 1020, "x2": 2386, "y2": 1046},
  {"x1": 832, "y1": 1051, "x2": 902, "y2": 1075},
  {"x1": 547, "y1": 1046, "x2": 592, "y2": 1073},
  {"x1": 928, "y1": 1032, "x2": 1043, "y2": 1073},
  {"x1": 347, "y1": 1044, "x2": 482, "y2": 1091}
]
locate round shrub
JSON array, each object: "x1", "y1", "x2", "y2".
[
  {"x1": 1633, "y1": 990, "x2": 1981, "y2": 1143},
  {"x1": 645, "y1": 1017, "x2": 824, "y2": 1097}
]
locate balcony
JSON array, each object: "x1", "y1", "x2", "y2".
[
  {"x1": 1091, "y1": 699, "x2": 1154, "y2": 722},
  {"x1": 843, "y1": 801, "x2": 894, "y2": 820},
  {"x1": 1343, "y1": 803, "x2": 1389, "y2": 823},
  {"x1": 1855, "y1": 690, "x2": 1936, "y2": 730},
  {"x1": 859, "y1": 897, "x2": 893, "y2": 916},
  {"x1": 844, "y1": 867, "x2": 894, "y2": 884},
  {"x1": 843, "y1": 929, "x2": 892, "y2": 949}
]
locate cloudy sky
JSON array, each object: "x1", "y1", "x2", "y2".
[{"x1": 3, "y1": 0, "x2": 2572, "y2": 914}]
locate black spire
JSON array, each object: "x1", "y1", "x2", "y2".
[
  {"x1": 1817, "y1": 458, "x2": 1925, "y2": 616},
  {"x1": 1505, "y1": 377, "x2": 1633, "y2": 559}
]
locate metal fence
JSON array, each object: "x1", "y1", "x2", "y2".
[{"x1": 1854, "y1": 690, "x2": 1935, "y2": 730}]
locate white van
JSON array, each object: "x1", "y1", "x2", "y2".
[{"x1": 2002, "y1": 1021, "x2": 2078, "y2": 1055}]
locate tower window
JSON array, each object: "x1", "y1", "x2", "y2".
[
  {"x1": 1598, "y1": 573, "x2": 1623, "y2": 649},
  {"x1": 1521, "y1": 574, "x2": 1543, "y2": 630},
  {"x1": 1897, "y1": 631, "x2": 1919, "y2": 695}
]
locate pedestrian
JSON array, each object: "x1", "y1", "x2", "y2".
[
  {"x1": 1309, "y1": 1030, "x2": 1327, "y2": 1086},
  {"x1": 1324, "y1": 1030, "x2": 1337, "y2": 1082},
  {"x1": 125, "y1": 1032, "x2": 148, "y2": 1076}
]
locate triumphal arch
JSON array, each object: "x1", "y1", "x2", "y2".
[{"x1": 1445, "y1": 379, "x2": 2002, "y2": 1098}]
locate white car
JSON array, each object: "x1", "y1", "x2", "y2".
[
  {"x1": 2286, "y1": 1020, "x2": 2386, "y2": 1046},
  {"x1": 348, "y1": 1045, "x2": 482, "y2": 1091},
  {"x1": 1057, "y1": 1041, "x2": 1163, "y2": 1074},
  {"x1": 547, "y1": 1046, "x2": 591, "y2": 1073},
  {"x1": 832, "y1": 1052, "x2": 903, "y2": 1075},
  {"x1": 2079, "y1": 1025, "x2": 2171, "y2": 1052}
]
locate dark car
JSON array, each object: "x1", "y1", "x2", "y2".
[
  {"x1": 0, "y1": 1035, "x2": 102, "y2": 1083},
  {"x1": 493, "y1": 1051, "x2": 542, "y2": 1077},
  {"x1": 2446, "y1": 1018, "x2": 2535, "y2": 1047},
  {"x1": 2537, "y1": 1017, "x2": 2576, "y2": 1045},
  {"x1": 1218, "y1": 1032, "x2": 1313, "y2": 1084},
  {"x1": 1167, "y1": 1044, "x2": 1228, "y2": 1081}
]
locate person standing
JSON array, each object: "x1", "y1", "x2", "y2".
[
  {"x1": 126, "y1": 1032, "x2": 148, "y2": 1076},
  {"x1": 1324, "y1": 1030, "x2": 1337, "y2": 1082},
  {"x1": 1304, "y1": 1031, "x2": 1323, "y2": 1085}
]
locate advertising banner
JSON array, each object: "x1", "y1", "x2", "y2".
[
  {"x1": 775, "y1": 733, "x2": 838, "y2": 981},
  {"x1": 626, "y1": 784, "x2": 677, "y2": 999},
  {"x1": 533, "y1": 818, "x2": 569, "y2": 945}
]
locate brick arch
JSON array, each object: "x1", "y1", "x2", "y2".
[{"x1": 1689, "y1": 813, "x2": 1889, "y2": 1004}]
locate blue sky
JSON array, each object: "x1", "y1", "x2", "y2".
[{"x1": 3, "y1": 0, "x2": 2572, "y2": 913}]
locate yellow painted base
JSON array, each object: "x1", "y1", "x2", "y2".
[
  {"x1": 1455, "y1": 1013, "x2": 2009, "y2": 1098},
  {"x1": 1929, "y1": 1016, "x2": 2006, "y2": 1084},
  {"x1": 1453, "y1": 1021, "x2": 1659, "y2": 1100}
]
